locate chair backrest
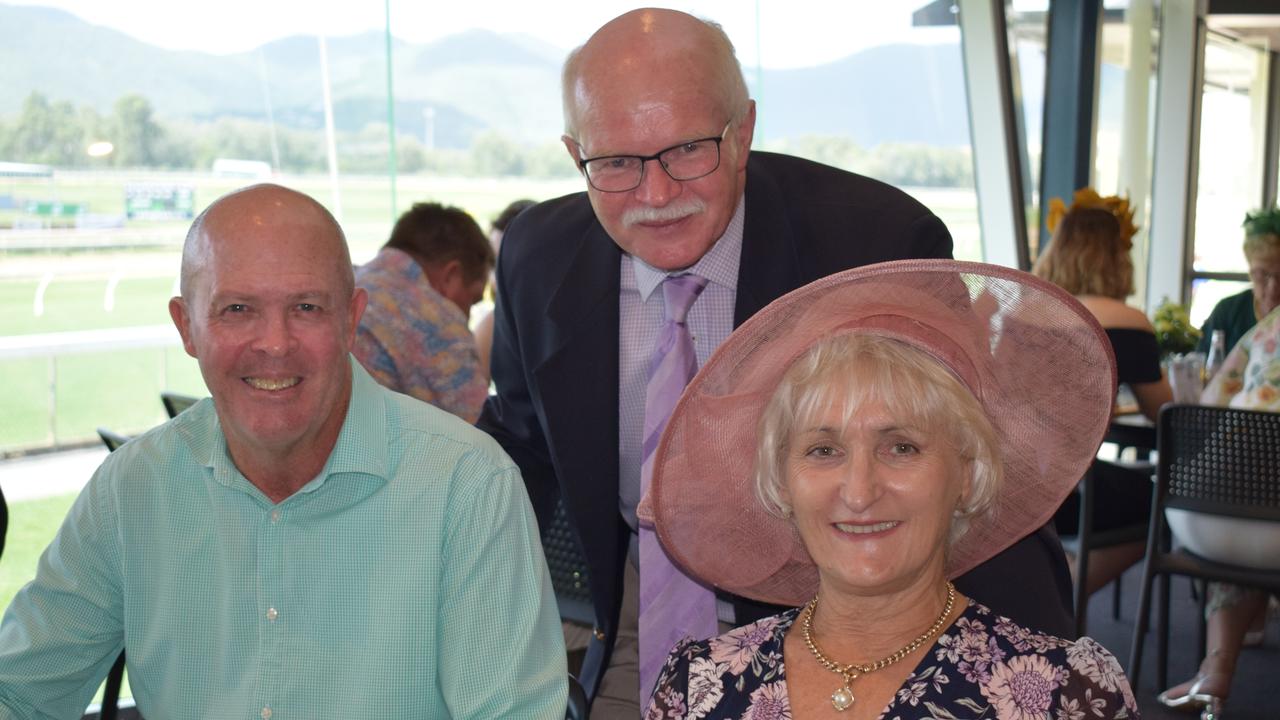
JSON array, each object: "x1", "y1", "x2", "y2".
[
  {"x1": 1157, "y1": 404, "x2": 1280, "y2": 522},
  {"x1": 542, "y1": 497, "x2": 595, "y2": 626},
  {"x1": 160, "y1": 392, "x2": 200, "y2": 419},
  {"x1": 96, "y1": 428, "x2": 132, "y2": 453}
]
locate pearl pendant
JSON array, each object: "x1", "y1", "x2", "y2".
[{"x1": 831, "y1": 685, "x2": 855, "y2": 711}]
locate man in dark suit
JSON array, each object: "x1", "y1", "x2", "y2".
[{"x1": 478, "y1": 8, "x2": 1074, "y2": 717}]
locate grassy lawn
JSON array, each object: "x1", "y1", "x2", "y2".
[
  {"x1": 1, "y1": 492, "x2": 131, "y2": 703},
  {"x1": 0, "y1": 492, "x2": 78, "y2": 612},
  {"x1": 0, "y1": 171, "x2": 585, "y2": 452}
]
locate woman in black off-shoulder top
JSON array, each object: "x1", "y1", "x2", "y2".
[{"x1": 1033, "y1": 196, "x2": 1173, "y2": 598}]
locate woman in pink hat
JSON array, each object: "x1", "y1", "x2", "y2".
[{"x1": 641, "y1": 260, "x2": 1138, "y2": 719}]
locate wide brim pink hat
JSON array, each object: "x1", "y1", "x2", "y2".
[{"x1": 639, "y1": 259, "x2": 1116, "y2": 607}]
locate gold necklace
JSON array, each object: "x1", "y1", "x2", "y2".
[{"x1": 801, "y1": 581, "x2": 956, "y2": 712}]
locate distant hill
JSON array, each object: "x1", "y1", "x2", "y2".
[{"x1": 0, "y1": 3, "x2": 994, "y2": 149}]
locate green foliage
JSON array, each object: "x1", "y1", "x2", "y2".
[
  {"x1": 1243, "y1": 207, "x2": 1280, "y2": 237},
  {"x1": 770, "y1": 134, "x2": 865, "y2": 172},
  {"x1": 110, "y1": 94, "x2": 162, "y2": 167},
  {"x1": 766, "y1": 135, "x2": 973, "y2": 188},
  {"x1": 0, "y1": 92, "x2": 93, "y2": 165},
  {"x1": 470, "y1": 130, "x2": 524, "y2": 176},
  {"x1": 0, "y1": 91, "x2": 576, "y2": 181},
  {"x1": 862, "y1": 143, "x2": 974, "y2": 188},
  {"x1": 1151, "y1": 298, "x2": 1202, "y2": 358}
]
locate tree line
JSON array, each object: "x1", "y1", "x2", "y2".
[{"x1": 0, "y1": 91, "x2": 974, "y2": 188}]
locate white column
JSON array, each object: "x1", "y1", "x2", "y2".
[{"x1": 1146, "y1": 0, "x2": 1207, "y2": 308}]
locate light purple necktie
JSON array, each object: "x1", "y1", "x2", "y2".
[{"x1": 638, "y1": 273, "x2": 717, "y2": 704}]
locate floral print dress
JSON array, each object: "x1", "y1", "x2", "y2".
[
  {"x1": 645, "y1": 601, "x2": 1138, "y2": 720},
  {"x1": 1202, "y1": 304, "x2": 1280, "y2": 410}
]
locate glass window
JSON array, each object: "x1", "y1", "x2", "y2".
[
  {"x1": 1095, "y1": 0, "x2": 1160, "y2": 307},
  {"x1": 1191, "y1": 31, "x2": 1268, "y2": 323},
  {"x1": 1006, "y1": 0, "x2": 1050, "y2": 256}
]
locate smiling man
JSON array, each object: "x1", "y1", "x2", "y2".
[
  {"x1": 477, "y1": 8, "x2": 1076, "y2": 717},
  {"x1": 0, "y1": 184, "x2": 566, "y2": 719}
]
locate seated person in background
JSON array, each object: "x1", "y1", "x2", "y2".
[
  {"x1": 1158, "y1": 304, "x2": 1280, "y2": 718},
  {"x1": 1033, "y1": 189, "x2": 1172, "y2": 596},
  {"x1": 0, "y1": 185, "x2": 567, "y2": 719},
  {"x1": 1198, "y1": 207, "x2": 1280, "y2": 356},
  {"x1": 474, "y1": 198, "x2": 536, "y2": 379},
  {"x1": 642, "y1": 260, "x2": 1136, "y2": 719},
  {"x1": 354, "y1": 201, "x2": 494, "y2": 422}
]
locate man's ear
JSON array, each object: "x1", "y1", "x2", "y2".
[
  {"x1": 345, "y1": 287, "x2": 368, "y2": 348},
  {"x1": 562, "y1": 134, "x2": 585, "y2": 173},
  {"x1": 424, "y1": 259, "x2": 464, "y2": 297},
  {"x1": 733, "y1": 101, "x2": 757, "y2": 169},
  {"x1": 169, "y1": 296, "x2": 198, "y2": 359}
]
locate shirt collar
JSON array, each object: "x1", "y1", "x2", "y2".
[
  {"x1": 202, "y1": 356, "x2": 390, "y2": 503},
  {"x1": 630, "y1": 194, "x2": 745, "y2": 302}
]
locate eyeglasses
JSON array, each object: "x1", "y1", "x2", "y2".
[{"x1": 574, "y1": 121, "x2": 732, "y2": 193}]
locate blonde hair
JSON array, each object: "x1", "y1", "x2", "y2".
[
  {"x1": 754, "y1": 333, "x2": 1002, "y2": 547},
  {"x1": 1032, "y1": 206, "x2": 1134, "y2": 299}
]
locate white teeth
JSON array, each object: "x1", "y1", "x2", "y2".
[
  {"x1": 835, "y1": 521, "x2": 899, "y2": 534},
  {"x1": 245, "y1": 377, "x2": 300, "y2": 391}
]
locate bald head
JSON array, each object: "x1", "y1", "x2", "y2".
[
  {"x1": 180, "y1": 184, "x2": 353, "y2": 303},
  {"x1": 562, "y1": 8, "x2": 749, "y2": 141}
]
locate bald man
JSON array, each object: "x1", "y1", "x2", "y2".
[
  {"x1": 478, "y1": 9, "x2": 1075, "y2": 716},
  {"x1": 0, "y1": 185, "x2": 567, "y2": 719}
]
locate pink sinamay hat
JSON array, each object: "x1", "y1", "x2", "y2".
[{"x1": 639, "y1": 259, "x2": 1116, "y2": 607}]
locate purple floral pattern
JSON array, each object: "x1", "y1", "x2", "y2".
[{"x1": 645, "y1": 600, "x2": 1138, "y2": 719}]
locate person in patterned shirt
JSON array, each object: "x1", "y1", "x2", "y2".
[
  {"x1": 354, "y1": 202, "x2": 495, "y2": 422},
  {"x1": 641, "y1": 261, "x2": 1139, "y2": 720}
]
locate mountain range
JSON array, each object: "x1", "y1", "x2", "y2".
[{"x1": 1, "y1": 3, "x2": 994, "y2": 149}]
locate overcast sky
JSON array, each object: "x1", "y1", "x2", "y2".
[{"x1": 12, "y1": 1, "x2": 951, "y2": 68}]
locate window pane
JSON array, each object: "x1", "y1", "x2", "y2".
[{"x1": 1194, "y1": 33, "x2": 1266, "y2": 279}]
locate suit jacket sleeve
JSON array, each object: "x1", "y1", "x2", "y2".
[{"x1": 476, "y1": 215, "x2": 559, "y2": 530}]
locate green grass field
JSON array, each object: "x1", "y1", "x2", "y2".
[
  {"x1": 0, "y1": 171, "x2": 588, "y2": 452},
  {"x1": 0, "y1": 492, "x2": 131, "y2": 702}
]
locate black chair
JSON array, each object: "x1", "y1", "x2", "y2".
[
  {"x1": 542, "y1": 497, "x2": 603, "y2": 707},
  {"x1": 93, "y1": 428, "x2": 133, "y2": 720},
  {"x1": 160, "y1": 392, "x2": 200, "y2": 419},
  {"x1": 1, "y1": 484, "x2": 7, "y2": 561},
  {"x1": 1128, "y1": 404, "x2": 1280, "y2": 690},
  {"x1": 1061, "y1": 458, "x2": 1152, "y2": 637},
  {"x1": 566, "y1": 673, "x2": 588, "y2": 720}
]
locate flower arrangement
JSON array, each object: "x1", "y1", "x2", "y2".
[
  {"x1": 1243, "y1": 206, "x2": 1280, "y2": 237},
  {"x1": 1151, "y1": 298, "x2": 1202, "y2": 358},
  {"x1": 1045, "y1": 188, "x2": 1139, "y2": 246}
]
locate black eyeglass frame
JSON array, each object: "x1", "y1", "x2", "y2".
[{"x1": 573, "y1": 121, "x2": 733, "y2": 193}]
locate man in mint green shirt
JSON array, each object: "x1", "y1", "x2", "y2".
[{"x1": 0, "y1": 184, "x2": 567, "y2": 719}]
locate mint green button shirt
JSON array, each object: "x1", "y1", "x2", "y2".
[{"x1": 0, "y1": 359, "x2": 567, "y2": 719}]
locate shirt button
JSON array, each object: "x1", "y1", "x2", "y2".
[
  {"x1": 261, "y1": 708, "x2": 272, "y2": 720},
  {"x1": 271, "y1": 510, "x2": 280, "y2": 523},
  {"x1": 267, "y1": 607, "x2": 278, "y2": 621}
]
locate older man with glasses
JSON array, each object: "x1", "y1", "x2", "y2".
[{"x1": 477, "y1": 8, "x2": 1078, "y2": 717}]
